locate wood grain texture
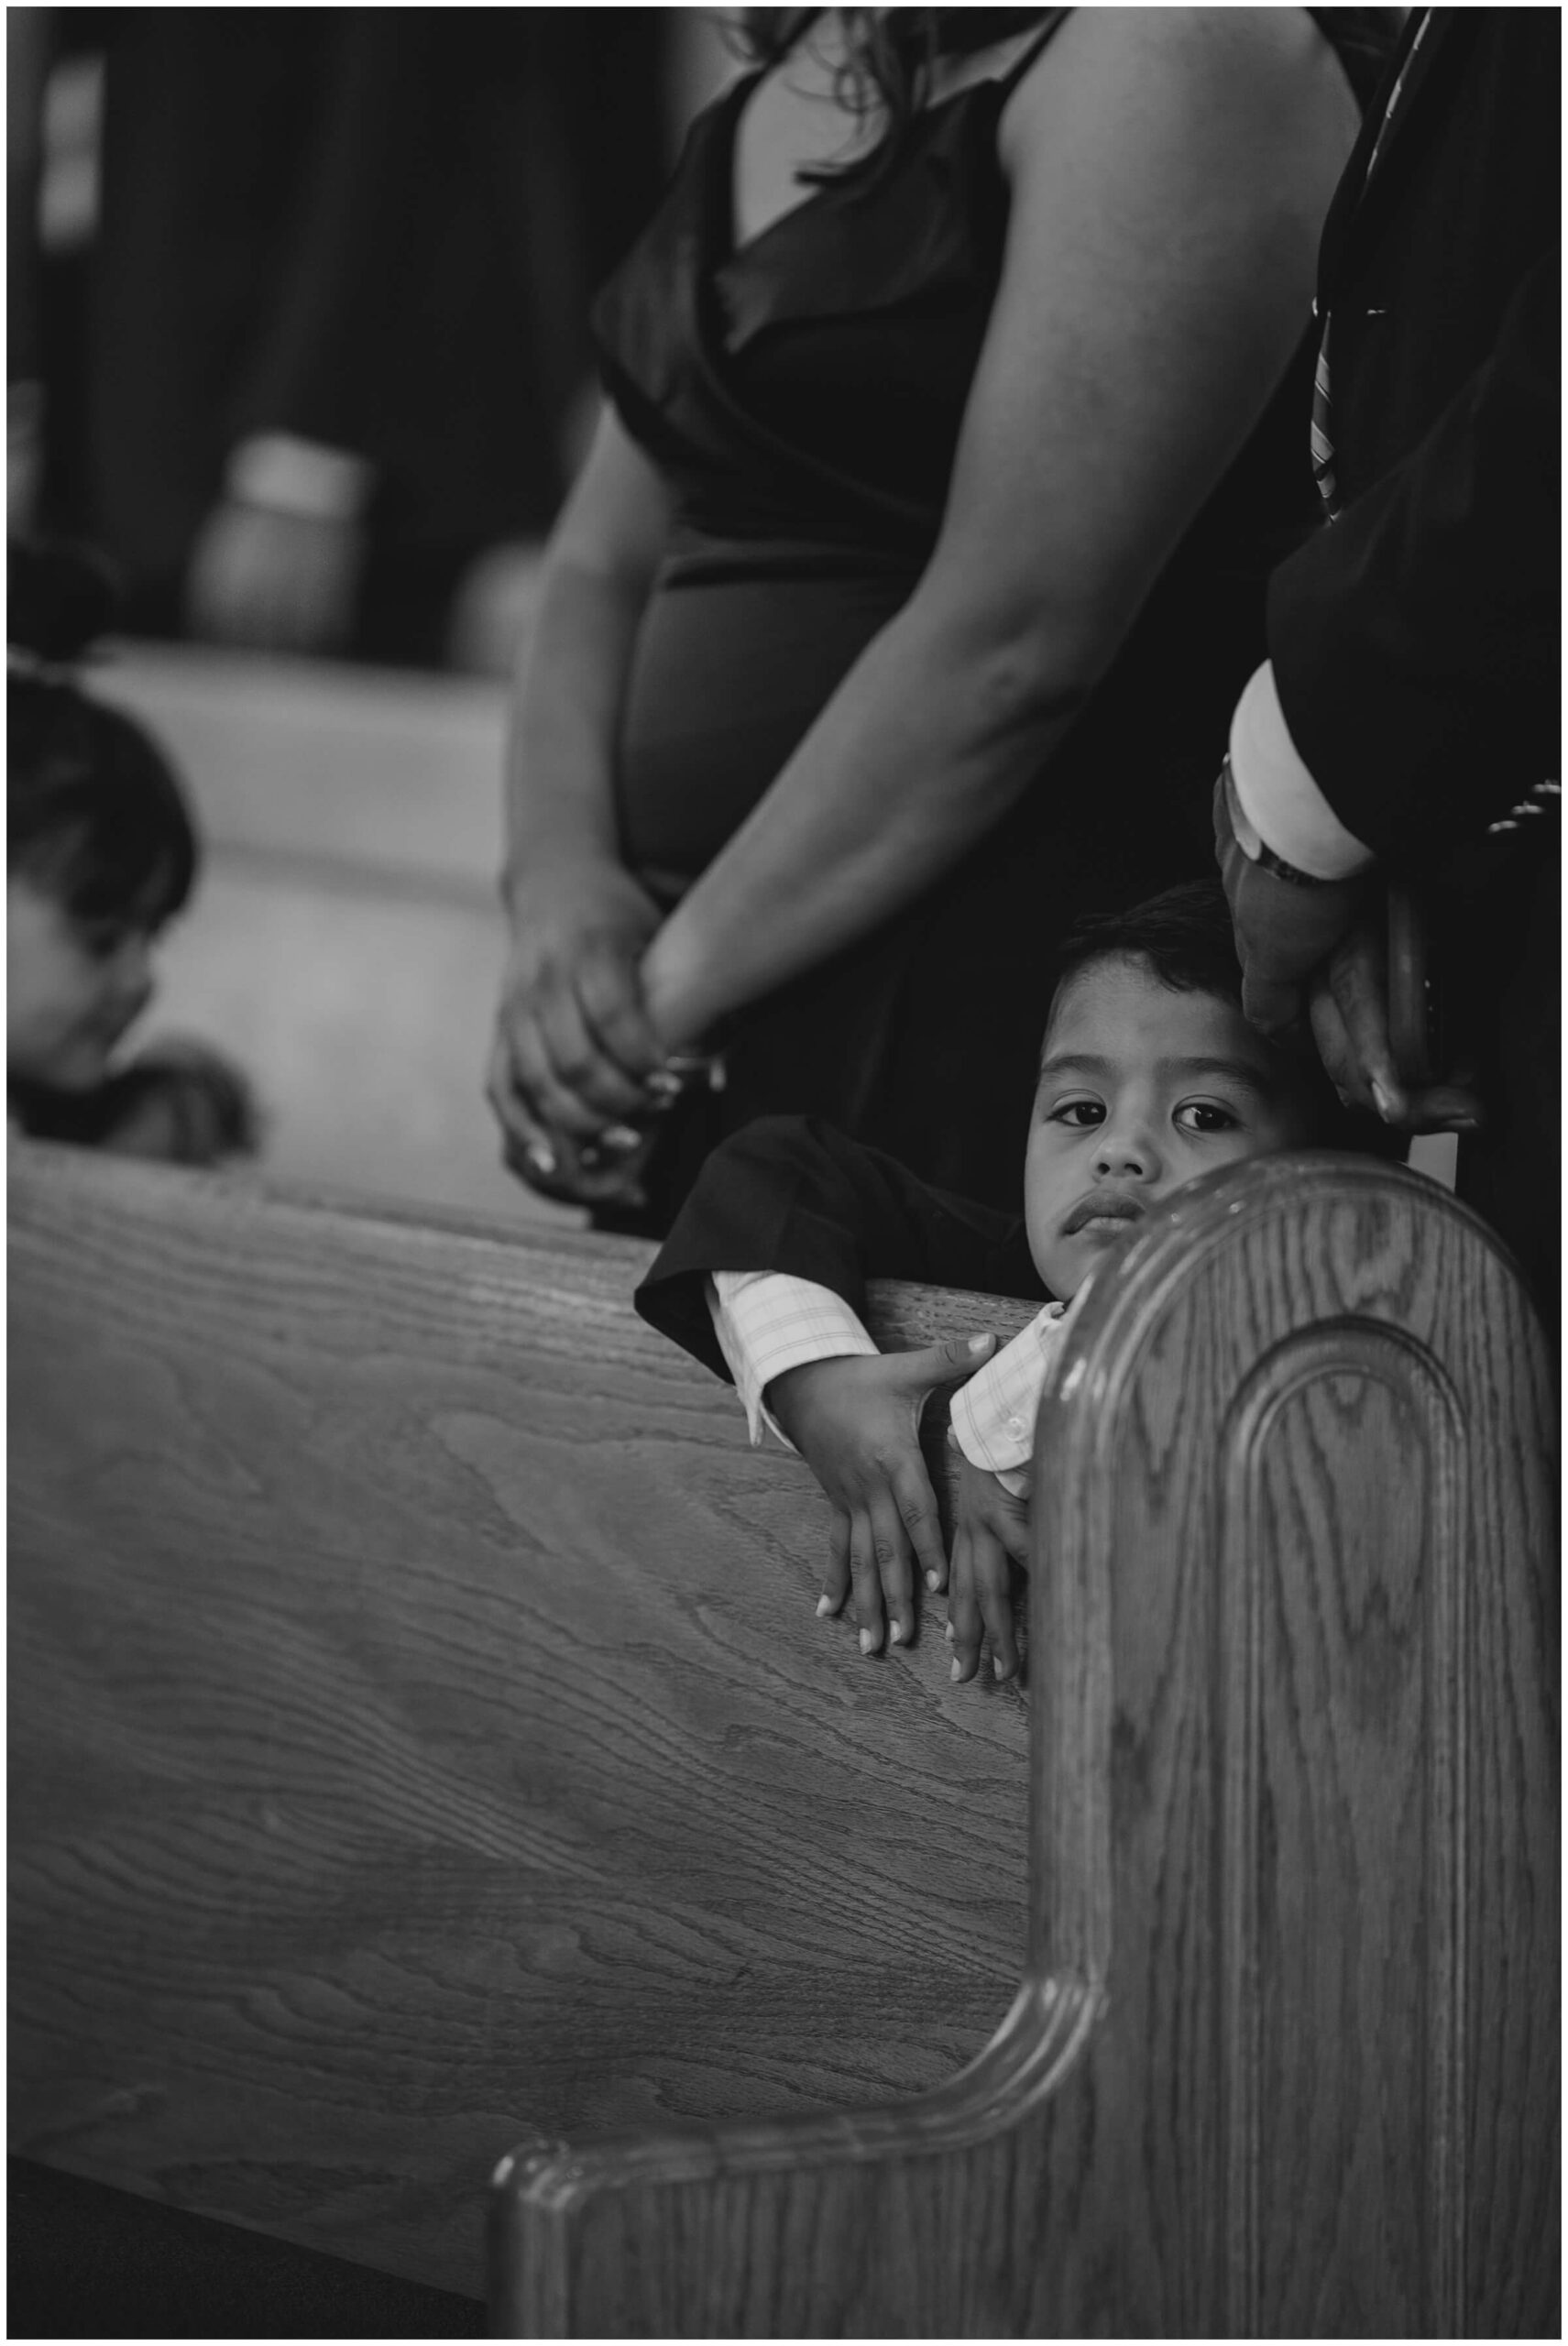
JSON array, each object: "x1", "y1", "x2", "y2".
[
  {"x1": 493, "y1": 1152, "x2": 1558, "y2": 2338},
  {"x1": 8, "y1": 1142, "x2": 1034, "y2": 2299}
]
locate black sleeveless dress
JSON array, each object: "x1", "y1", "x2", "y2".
[{"x1": 591, "y1": 11, "x2": 1392, "y2": 1223}]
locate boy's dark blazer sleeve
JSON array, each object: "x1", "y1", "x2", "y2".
[
  {"x1": 634, "y1": 1116, "x2": 1047, "y2": 1384},
  {"x1": 1267, "y1": 251, "x2": 1559, "y2": 864}
]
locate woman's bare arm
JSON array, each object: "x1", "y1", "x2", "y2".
[
  {"x1": 489, "y1": 404, "x2": 678, "y2": 1170},
  {"x1": 501, "y1": 401, "x2": 672, "y2": 899},
  {"x1": 640, "y1": 7, "x2": 1362, "y2": 1047}
]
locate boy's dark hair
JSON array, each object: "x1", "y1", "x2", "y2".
[
  {"x1": 8, "y1": 540, "x2": 198, "y2": 926},
  {"x1": 1050, "y1": 878, "x2": 1393, "y2": 1155},
  {"x1": 1053, "y1": 878, "x2": 1246, "y2": 1009}
]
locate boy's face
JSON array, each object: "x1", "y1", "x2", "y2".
[
  {"x1": 1024, "y1": 952, "x2": 1314, "y2": 1299},
  {"x1": 7, "y1": 878, "x2": 156, "y2": 1091}
]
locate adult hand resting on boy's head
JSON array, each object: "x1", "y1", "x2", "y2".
[
  {"x1": 766, "y1": 1332, "x2": 998, "y2": 1658},
  {"x1": 946, "y1": 1441, "x2": 1031, "y2": 1687}
]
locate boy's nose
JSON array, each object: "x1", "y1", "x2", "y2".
[{"x1": 1093, "y1": 1124, "x2": 1161, "y2": 1182}]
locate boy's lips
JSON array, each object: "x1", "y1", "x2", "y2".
[{"x1": 1063, "y1": 1189, "x2": 1146, "y2": 1236}]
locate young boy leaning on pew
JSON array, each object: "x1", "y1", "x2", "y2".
[{"x1": 636, "y1": 881, "x2": 1380, "y2": 1685}]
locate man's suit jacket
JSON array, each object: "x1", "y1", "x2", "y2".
[
  {"x1": 1265, "y1": 7, "x2": 1559, "y2": 865},
  {"x1": 634, "y1": 1115, "x2": 1049, "y2": 1388}
]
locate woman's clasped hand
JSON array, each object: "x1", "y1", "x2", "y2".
[{"x1": 487, "y1": 855, "x2": 723, "y2": 1207}]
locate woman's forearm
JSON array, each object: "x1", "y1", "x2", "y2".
[
  {"x1": 641, "y1": 595, "x2": 1094, "y2": 1045},
  {"x1": 501, "y1": 555, "x2": 648, "y2": 909}
]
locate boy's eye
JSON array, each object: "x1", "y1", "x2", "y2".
[
  {"x1": 1048, "y1": 1099, "x2": 1105, "y2": 1128},
  {"x1": 1175, "y1": 1101, "x2": 1240, "y2": 1135}
]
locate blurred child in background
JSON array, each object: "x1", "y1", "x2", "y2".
[{"x1": 8, "y1": 540, "x2": 257, "y2": 1161}]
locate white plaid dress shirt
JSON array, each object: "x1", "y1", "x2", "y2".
[{"x1": 707, "y1": 1271, "x2": 1079, "y2": 1497}]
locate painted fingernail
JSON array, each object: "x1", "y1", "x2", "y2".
[
  {"x1": 925, "y1": 1571, "x2": 940, "y2": 1592},
  {"x1": 599, "y1": 1124, "x2": 641, "y2": 1153},
  {"x1": 860, "y1": 1628, "x2": 877, "y2": 1655},
  {"x1": 1370, "y1": 1079, "x2": 1397, "y2": 1124},
  {"x1": 525, "y1": 1141, "x2": 556, "y2": 1177},
  {"x1": 816, "y1": 1594, "x2": 833, "y2": 1617}
]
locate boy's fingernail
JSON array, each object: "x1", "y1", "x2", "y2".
[
  {"x1": 992, "y1": 1655, "x2": 1010, "y2": 1681},
  {"x1": 859, "y1": 1628, "x2": 877, "y2": 1655},
  {"x1": 925, "y1": 1571, "x2": 940, "y2": 1592},
  {"x1": 944, "y1": 1620, "x2": 955, "y2": 1640},
  {"x1": 967, "y1": 1334, "x2": 991, "y2": 1353},
  {"x1": 889, "y1": 1619, "x2": 903, "y2": 1645},
  {"x1": 816, "y1": 1594, "x2": 832, "y2": 1617},
  {"x1": 1370, "y1": 1079, "x2": 1398, "y2": 1124},
  {"x1": 949, "y1": 1658, "x2": 963, "y2": 1682},
  {"x1": 525, "y1": 1141, "x2": 556, "y2": 1176}
]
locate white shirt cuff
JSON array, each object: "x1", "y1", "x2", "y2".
[
  {"x1": 948, "y1": 1299, "x2": 1075, "y2": 1488},
  {"x1": 707, "y1": 1270, "x2": 877, "y2": 1452},
  {"x1": 1229, "y1": 662, "x2": 1376, "y2": 882},
  {"x1": 225, "y1": 432, "x2": 374, "y2": 523}
]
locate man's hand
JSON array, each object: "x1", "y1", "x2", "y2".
[
  {"x1": 1309, "y1": 916, "x2": 1484, "y2": 1132},
  {"x1": 1213, "y1": 767, "x2": 1365, "y2": 1036},
  {"x1": 947, "y1": 1437, "x2": 1031, "y2": 1685},
  {"x1": 767, "y1": 1333, "x2": 998, "y2": 1656}
]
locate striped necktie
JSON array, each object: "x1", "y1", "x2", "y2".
[{"x1": 1310, "y1": 7, "x2": 1434, "y2": 521}]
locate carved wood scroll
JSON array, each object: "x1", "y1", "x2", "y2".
[{"x1": 491, "y1": 1153, "x2": 1558, "y2": 2338}]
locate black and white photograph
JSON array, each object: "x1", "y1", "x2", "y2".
[{"x1": 8, "y1": 5, "x2": 1559, "y2": 2337}]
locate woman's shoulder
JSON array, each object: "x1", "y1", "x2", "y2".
[
  {"x1": 998, "y1": 6, "x2": 1367, "y2": 192},
  {"x1": 1002, "y1": 5, "x2": 1374, "y2": 124}
]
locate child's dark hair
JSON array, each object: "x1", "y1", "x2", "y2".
[
  {"x1": 8, "y1": 541, "x2": 198, "y2": 927},
  {"x1": 1050, "y1": 878, "x2": 1393, "y2": 1155},
  {"x1": 1054, "y1": 878, "x2": 1247, "y2": 1010}
]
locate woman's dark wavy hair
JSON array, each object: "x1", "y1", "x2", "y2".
[
  {"x1": 735, "y1": 7, "x2": 1058, "y2": 180},
  {"x1": 8, "y1": 540, "x2": 198, "y2": 926}
]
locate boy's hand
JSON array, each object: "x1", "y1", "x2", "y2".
[
  {"x1": 767, "y1": 1333, "x2": 997, "y2": 1656},
  {"x1": 947, "y1": 1437, "x2": 1032, "y2": 1685}
]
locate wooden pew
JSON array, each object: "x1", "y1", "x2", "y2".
[
  {"x1": 489, "y1": 1151, "x2": 1558, "y2": 2338},
  {"x1": 8, "y1": 1139, "x2": 1033, "y2": 2304}
]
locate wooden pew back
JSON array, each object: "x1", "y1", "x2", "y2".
[
  {"x1": 7, "y1": 1141, "x2": 1033, "y2": 2302},
  {"x1": 493, "y1": 1154, "x2": 1559, "y2": 2337}
]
